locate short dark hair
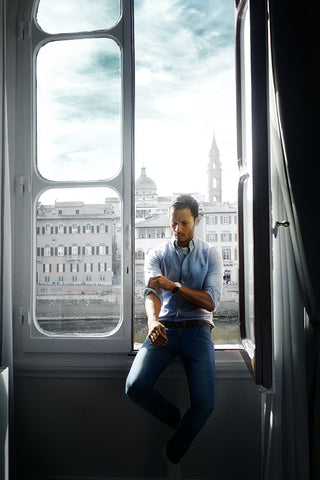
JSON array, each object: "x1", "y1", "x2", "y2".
[{"x1": 170, "y1": 195, "x2": 199, "y2": 219}]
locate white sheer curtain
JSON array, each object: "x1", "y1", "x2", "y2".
[{"x1": 260, "y1": 14, "x2": 312, "y2": 479}]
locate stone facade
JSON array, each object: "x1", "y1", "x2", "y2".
[{"x1": 36, "y1": 201, "x2": 113, "y2": 286}]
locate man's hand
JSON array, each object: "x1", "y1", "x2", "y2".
[
  {"x1": 148, "y1": 275, "x2": 214, "y2": 311},
  {"x1": 148, "y1": 275, "x2": 175, "y2": 292},
  {"x1": 148, "y1": 320, "x2": 168, "y2": 346}
]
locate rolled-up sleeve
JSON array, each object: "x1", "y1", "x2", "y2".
[
  {"x1": 143, "y1": 248, "x2": 163, "y2": 304},
  {"x1": 204, "y1": 247, "x2": 223, "y2": 311}
]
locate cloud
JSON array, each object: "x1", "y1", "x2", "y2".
[
  {"x1": 37, "y1": 38, "x2": 121, "y2": 181},
  {"x1": 36, "y1": 0, "x2": 237, "y2": 200},
  {"x1": 36, "y1": 0, "x2": 120, "y2": 33},
  {"x1": 134, "y1": 0, "x2": 237, "y2": 200}
]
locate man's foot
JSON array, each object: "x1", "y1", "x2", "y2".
[{"x1": 162, "y1": 446, "x2": 181, "y2": 480}]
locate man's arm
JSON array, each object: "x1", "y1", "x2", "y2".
[
  {"x1": 146, "y1": 293, "x2": 168, "y2": 346},
  {"x1": 148, "y1": 275, "x2": 214, "y2": 311},
  {"x1": 175, "y1": 285, "x2": 214, "y2": 311}
]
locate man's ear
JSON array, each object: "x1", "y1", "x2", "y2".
[{"x1": 195, "y1": 216, "x2": 200, "y2": 226}]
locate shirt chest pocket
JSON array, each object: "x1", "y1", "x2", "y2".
[{"x1": 182, "y1": 260, "x2": 208, "y2": 287}]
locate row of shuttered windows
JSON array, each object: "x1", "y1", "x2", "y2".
[
  {"x1": 37, "y1": 245, "x2": 110, "y2": 256},
  {"x1": 37, "y1": 224, "x2": 109, "y2": 235},
  {"x1": 42, "y1": 263, "x2": 108, "y2": 273}
]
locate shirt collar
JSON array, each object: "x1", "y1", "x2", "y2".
[{"x1": 171, "y1": 237, "x2": 196, "y2": 252}]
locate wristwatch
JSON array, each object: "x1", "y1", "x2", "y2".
[{"x1": 172, "y1": 282, "x2": 182, "y2": 294}]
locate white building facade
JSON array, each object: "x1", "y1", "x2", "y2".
[{"x1": 36, "y1": 201, "x2": 114, "y2": 286}]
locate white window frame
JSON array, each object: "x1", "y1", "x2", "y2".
[
  {"x1": 71, "y1": 224, "x2": 79, "y2": 234},
  {"x1": 57, "y1": 223, "x2": 65, "y2": 234},
  {"x1": 85, "y1": 223, "x2": 92, "y2": 234},
  {"x1": 13, "y1": 0, "x2": 134, "y2": 361}
]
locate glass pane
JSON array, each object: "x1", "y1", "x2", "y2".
[
  {"x1": 242, "y1": 5, "x2": 252, "y2": 172},
  {"x1": 36, "y1": 0, "x2": 120, "y2": 34},
  {"x1": 134, "y1": 0, "x2": 239, "y2": 347},
  {"x1": 36, "y1": 39, "x2": 121, "y2": 181},
  {"x1": 35, "y1": 188, "x2": 122, "y2": 336},
  {"x1": 240, "y1": 5, "x2": 254, "y2": 347},
  {"x1": 243, "y1": 176, "x2": 255, "y2": 345}
]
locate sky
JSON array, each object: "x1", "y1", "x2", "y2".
[{"x1": 36, "y1": 0, "x2": 238, "y2": 204}]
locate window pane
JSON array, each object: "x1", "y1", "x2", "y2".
[
  {"x1": 242, "y1": 176, "x2": 254, "y2": 345},
  {"x1": 35, "y1": 188, "x2": 121, "y2": 336},
  {"x1": 36, "y1": 0, "x2": 120, "y2": 34},
  {"x1": 239, "y1": 4, "x2": 255, "y2": 348},
  {"x1": 134, "y1": 0, "x2": 239, "y2": 347},
  {"x1": 36, "y1": 39, "x2": 121, "y2": 181}
]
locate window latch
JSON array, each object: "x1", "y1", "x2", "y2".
[
  {"x1": 18, "y1": 306, "x2": 30, "y2": 326},
  {"x1": 273, "y1": 220, "x2": 290, "y2": 238},
  {"x1": 16, "y1": 176, "x2": 31, "y2": 195}
]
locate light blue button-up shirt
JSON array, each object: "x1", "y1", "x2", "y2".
[{"x1": 144, "y1": 236, "x2": 223, "y2": 326}]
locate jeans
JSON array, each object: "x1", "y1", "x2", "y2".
[{"x1": 125, "y1": 325, "x2": 215, "y2": 462}]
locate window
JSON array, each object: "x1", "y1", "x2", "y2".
[
  {"x1": 134, "y1": 1, "x2": 239, "y2": 347},
  {"x1": 236, "y1": 0, "x2": 272, "y2": 386},
  {"x1": 71, "y1": 224, "x2": 79, "y2": 234},
  {"x1": 14, "y1": 0, "x2": 133, "y2": 356},
  {"x1": 57, "y1": 223, "x2": 65, "y2": 234},
  {"x1": 222, "y1": 248, "x2": 232, "y2": 261},
  {"x1": 98, "y1": 245, "x2": 107, "y2": 256},
  {"x1": 98, "y1": 223, "x2": 108, "y2": 233},
  {"x1": 70, "y1": 263, "x2": 79, "y2": 273},
  {"x1": 14, "y1": 0, "x2": 241, "y2": 358},
  {"x1": 221, "y1": 233, "x2": 232, "y2": 242},
  {"x1": 85, "y1": 244, "x2": 93, "y2": 256},
  {"x1": 221, "y1": 216, "x2": 232, "y2": 225},
  {"x1": 135, "y1": 250, "x2": 144, "y2": 261},
  {"x1": 71, "y1": 244, "x2": 78, "y2": 256},
  {"x1": 44, "y1": 224, "x2": 52, "y2": 235}
]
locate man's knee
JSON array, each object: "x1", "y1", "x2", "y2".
[
  {"x1": 125, "y1": 377, "x2": 144, "y2": 402},
  {"x1": 193, "y1": 396, "x2": 215, "y2": 419}
]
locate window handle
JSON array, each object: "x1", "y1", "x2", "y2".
[{"x1": 273, "y1": 221, "x2": 290, "y2": 238}]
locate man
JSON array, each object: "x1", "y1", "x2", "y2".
[{"x1": 126, "y1": 195, "x2": 223, "y2": 479}]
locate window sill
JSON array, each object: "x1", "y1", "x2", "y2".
[{"x1": 14, "y1": 348, "x2": 251, "y2": 380}]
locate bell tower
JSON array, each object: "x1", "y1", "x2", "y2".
[{"x1": 207, "y1": 132, "x2": 222, "y2": 203}]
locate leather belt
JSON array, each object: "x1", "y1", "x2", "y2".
[{"x1": 161, "y1": 320, "x2": 211, "y2": 328}]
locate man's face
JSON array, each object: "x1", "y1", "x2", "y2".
[{"x1": 170, "y1": 207, "x2": 198, "y2": 247}]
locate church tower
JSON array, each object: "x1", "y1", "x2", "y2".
[{"x1": 207, "y1": 132, "x2": 222, "y2": 203}]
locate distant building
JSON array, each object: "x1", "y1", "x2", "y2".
[
  {"x1": 36, "y1": 201, "x2": 113, "y2": 286},
  {"x1": 36, "y1": 136, "x2": 238, "y2": 288},
  {"x1": 202, "y1": 201, "x2": 238, "y2": 283},
  {"x1": 207, "y1": 132, "x2": 222, "y2": 203},
  {"x1": 134, "y1": 132, "x2": 238, "y2": 284}
]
